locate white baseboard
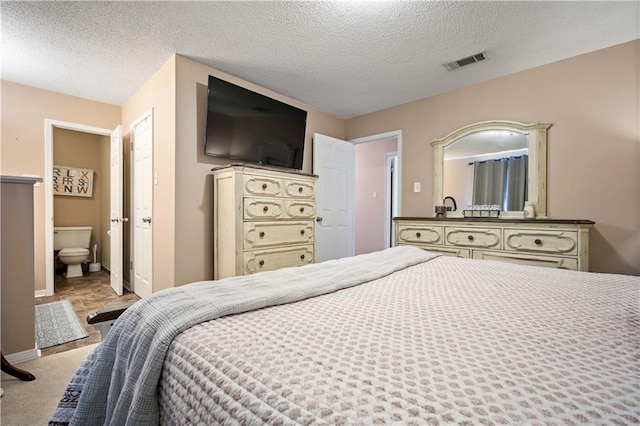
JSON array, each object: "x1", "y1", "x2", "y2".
[
  {"x1": 34, "y1": 289, "x2": 47, "y2": 298},
  {"x1": 4, "y1": 348, "x2": 41, "y2": 364}
]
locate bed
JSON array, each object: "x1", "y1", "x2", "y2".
[{"x1": 50, "y1": 246, "x2": 639, "y2": 425}]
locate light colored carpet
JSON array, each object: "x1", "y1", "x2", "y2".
[
  {"x1": 35, "y1": 300, "x2": 89, "y2": 349},
  {"x1": 0, "y1": 344, "x2": 98, "y2": 425}
]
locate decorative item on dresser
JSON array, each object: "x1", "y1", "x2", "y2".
[
  {"x1": 394, "y1": 217, "x2": 594, "y2": 271},
  {"x1": 212, "y1": 164, "x2": 317, "y2": 279}
]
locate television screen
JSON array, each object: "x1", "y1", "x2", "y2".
[{"x1": 204, "y1": 75, "x2": 307, "y2": 170}]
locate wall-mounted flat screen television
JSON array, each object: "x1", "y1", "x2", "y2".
[{"x1": 204, "y1": 75, "x2": 307, "y2": 170}]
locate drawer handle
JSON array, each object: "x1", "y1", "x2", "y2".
[
  {"x1": 259, "y1": 231, "x2": 265, "y2": 238},
  {"x1": 298, "y1": 187, "x2": 303, "y2": 193},
  {"x1": 416, "y1": 232, "x2": 421, "y2": 238},
  {"x1": 468, "y1": 235, "x2": 474, "y2": 241},
  {"x1": 534, "y1": 238, "x2": 543, "y2": 246},
  {"x1": 300, "y1": 254, "x2": 305, "y2": 260},
  {"x1": 261, "y1": 183, "x2": 267, "y2": 190},
  {"x1": 259, "y1": 260, "x2": 265, "y2": 266},
  {"x1": 300, "y1": 207, "x2": 305, "y2": 213},
  {"x1": 300, "y1": 230, "x2": 305, "y2": 235},
  {"x1": 263, "y1": 206, "x2": 269, "y2": 212}
]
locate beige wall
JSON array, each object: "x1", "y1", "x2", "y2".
[
  {"x1": 53, "y1": 128, "x2": 110, "y2": 268},
  {"x1": 121, "y1": 55, "x2": 177, "y2": 292},
  {"x1": 346, "y1": 40, "x2": 640, "y2": 275},
  {"x1": 443, "y1": 157, "x2": 474, "y2": 209},
  {"x1": 355, "y1": 137, "x2": 397, "y2": 255},
  {"x1": 0, "y1": 81, "x2": 121, "y2": 291},
  {"x1": 174, "y1": 55, "x2": 345, "y2": 285}
]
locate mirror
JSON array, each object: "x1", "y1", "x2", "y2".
[{"x1": 431, "y1": 121, "x2": 551, "y2": 218}]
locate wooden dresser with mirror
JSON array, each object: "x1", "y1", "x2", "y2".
[{"x1": 395, "y1": 121, "x2": 594, "y2": 271}]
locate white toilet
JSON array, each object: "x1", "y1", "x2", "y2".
[{"x1": 54, "y1": 226, "x2": 92, "y2": 278}]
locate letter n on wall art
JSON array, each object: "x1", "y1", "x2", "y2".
[{"x1": 53, "y1": 165, "x2": 94, "y2": 198}]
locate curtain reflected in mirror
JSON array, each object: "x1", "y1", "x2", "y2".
[{"x1": 472, "y1": 155, "x2": 528, "y2": 210}]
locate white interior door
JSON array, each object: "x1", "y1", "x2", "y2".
[
  {"x1": 132, "y1": 111, "x2": 153, "y2": 298},
  {"x1": 109, "y1": 125, "x2": 124, "y2": 296},
  {"x1": 313, "y1": 133, "x2": 355, "y2": 262}
]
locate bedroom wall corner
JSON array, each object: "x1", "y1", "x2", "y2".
[{"x1": 122, "y1": 54, "x2": 177, "y2": 293}]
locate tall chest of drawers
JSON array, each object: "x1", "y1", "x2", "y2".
[
  {"x1": 395, "y1": 217, "x2": 594, "y2": 271},
  {"x1": 213, "y1": 164, "x2": 318, "y2": 279}
]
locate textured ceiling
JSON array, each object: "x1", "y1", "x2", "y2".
[{"x1": 2, "y1": 1, "x2": 638, "y2": 119}]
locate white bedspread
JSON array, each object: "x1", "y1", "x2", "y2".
[
  {"x1": 159, "y1": 255, "x2": 640, "y2": 425},
  {"x1": 68, "y1": 245, "x2": 437, "y2": 425}
]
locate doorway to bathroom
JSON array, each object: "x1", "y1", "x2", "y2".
[{"x1": 44, "y1": 120, "x2": 125, "y2": 297}]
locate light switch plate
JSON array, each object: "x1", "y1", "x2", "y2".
[{"x1": 413, "y1": 182, "x2": 421, "y2": 192}]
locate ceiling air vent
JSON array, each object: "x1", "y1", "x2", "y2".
[{"x1": 444, "y1": 51, "x2": 487, "y2": 71}]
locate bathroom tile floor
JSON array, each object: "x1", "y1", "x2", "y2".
[{"x1": 35, "y1": 270, "x2": 140, "y2": 357}]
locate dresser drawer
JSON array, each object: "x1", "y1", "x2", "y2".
[
  {"x1": 244, "y1": 245, "x2": 314, "y2": 274},
  {"x1": 283, "y1": 200, "x2": 315, "y2": 219},
  {"x1": 244, "y1": 221, "x2": 314, "y2": 249},
  {"x1": 504, "y1": 229, "x2": 578, "y2": 256},
  {"x1": 394, "y1": 217, "x2": 591, "y2": 273},
  {"x1": 244, "y1": 198, "x2": 283, "y2": 219},
  {"x1": 445, "y1": 227, "x2": 501, "y2": 249},
  {"x1": 397, "y1": 225, "x2": 443, "y2": 245},
  {"x1": 473, "y1": 250, "x2": 578, "y2": 270},
  {"x1": 243, "y1": 174, "x2": 282, "y2": 197},
  {"x1": 283, "y1": 178, "x2": 315, "y2": 199}
]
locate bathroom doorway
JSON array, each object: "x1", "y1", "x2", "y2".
[{"x1": 44, "y1": 120, "x2": 125, "y2": 297}]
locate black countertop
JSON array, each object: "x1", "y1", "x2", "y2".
[{"x1": 394, "y1": 217, "x2": 595, "y2": 225}]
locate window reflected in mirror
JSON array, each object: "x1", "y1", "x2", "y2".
[{"x1": 443, "y1": 130, "x2": 529, "y2": 212}]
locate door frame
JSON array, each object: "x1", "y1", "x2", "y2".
[
  {"x1": 350, "y1": 130, "x2": 403, "y2": 249},
  {"x1": 384, "y1": 152, "x2": 399, "y2": 248},
  {"x1": 109, "y1": 126, "x2": 124, "y2": 296},
  {"x1": 44, "y1": 119, "x2": 114, "y2": 296}
]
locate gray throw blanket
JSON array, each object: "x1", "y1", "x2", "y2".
[{"x1": 69, "y1": 246, "x2": 438, "y2": 425}]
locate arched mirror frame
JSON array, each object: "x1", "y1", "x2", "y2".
[{"x1": 431, "y1": 120, "x2": 552, "y2": 218}]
